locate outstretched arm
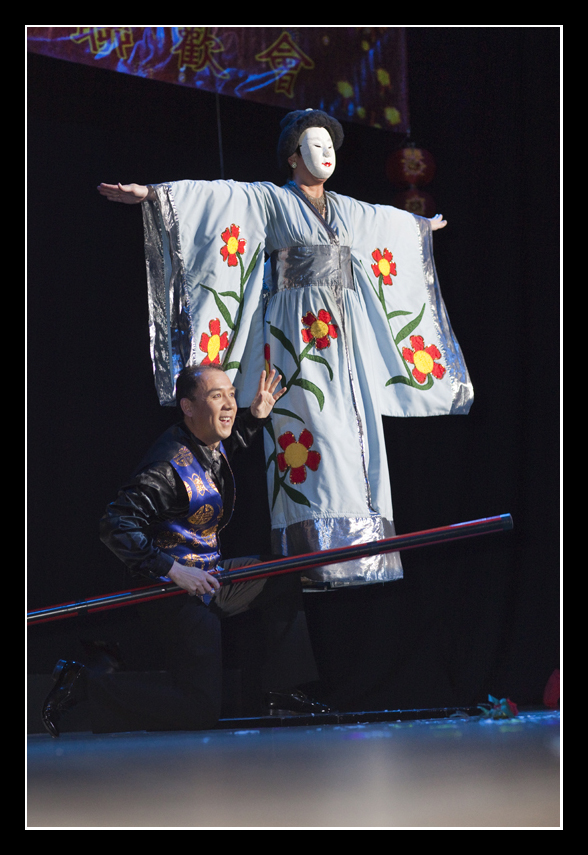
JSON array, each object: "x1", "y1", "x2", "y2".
[
  {"x1": 430, "y1": 213, "x2": 447, "y2": 231},
  {"x1": 97, "y1": 182, "x2": 152, "y2": 204}
]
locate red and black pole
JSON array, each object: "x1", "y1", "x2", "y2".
[{"x1": 27, "y1": 514, "x2": 513, "y2": 626}]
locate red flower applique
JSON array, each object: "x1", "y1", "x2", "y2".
[
  {"x1": 402, "y1": 335, "x2": 446, "y2": 384},
  {"x1": 301, "y1": 310, "x2": 338, "y2": 350},
  {"x1": 199, "y1": 318, "x2": 229, "y2": 365},
  {"x1": 277, "y1": 429, "x2": 321, "y2": 484},
  {"x1": 371, "y1": 247, "x2": 397, "y2": 285},
  {"x1": 264, "y1": 343, "x2": 271, "y2": 375},
  {"x1": 220, "y1": 224, "x2": 246, "y2": 267}
]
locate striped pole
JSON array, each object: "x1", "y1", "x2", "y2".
[{"x1": 27, "y1": 514, "x2": 513, "y2": 625}]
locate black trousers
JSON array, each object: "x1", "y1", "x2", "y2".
[{"x1": 86, "y1": 571, "x2": 318, "y2": 732}]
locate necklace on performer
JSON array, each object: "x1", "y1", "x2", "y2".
[{"x1": 301, "y1": 188, "x2": 327, "y2": 217}]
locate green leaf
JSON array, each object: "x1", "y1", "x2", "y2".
[
  {"x1": 292, "y1": 378, "x2": 325, "y2": 411},
  {"x1": 304, "y1": 352, "x2": 334, "y2": 381},
  {"x1": 273, "y1": 363, "x2": 288, "y2": 388},
  {"x1": 385, "y1": 376, "x2": 412, "y2": 386},
  {"x1": 415, "y1": 375, "x2": 434, "y2": 391},
  {"x1": 270, "y1": 325, "x2": 300, "y2": 367},
  {"x1": 222, "y1": 360, "x2": 241, "y2": 372},
  {"x1": 200, "y1": 283, "x2": 235, "y2": 330},
  {"x1": 281, "y1": 480, "x2": 311, "y2": 507},
  {"x1": 394, "y1": 303, "x2": 426, "y2": 344},
  {"x1": 387, "y1": 310, "x2": 413, "y2": 319},
  {"x1": 386, "y1": 373, "x2": 434, "y2": 390},
  {"x1": 219, "y1": 290, "x2": 241, "y2": 302},
  {"x1": 272, "y1": 407, "x2": 305, "y2": 423}
]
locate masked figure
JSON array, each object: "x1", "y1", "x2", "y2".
[{"x1": 100, "y1": 109, "x2": 473, "y2": 587}]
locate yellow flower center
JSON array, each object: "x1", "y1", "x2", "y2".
[
  {"x1": 284, "y1": 442, "x2": 309, "y2": 469},
  {"x1": 413, "y1": 349, "x2": 434, "y2": 375},
  {"x1": 207, "y1": 334, "x2": 221, "y2": 362},
  {"x1": 378, "y1": 258, "x2": 391, "y2": 277},
  {"x1": 310, "y1": 319, "x2": 329, "y2": 339},
  {"x1": 226, "y1": 236, "x2": 239, "y2": 255}
]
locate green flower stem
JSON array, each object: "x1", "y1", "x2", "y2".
[
  {"x1": 368, "y1": 268, "x2": 433, "y2": 389},
  {"x1": 282, "y1": 341, "x2": 314, "y2": 395},
  {"x1": 221, "y1": 255, "x2": 246, "y2": 367},
  {"x1": 264, "y1": 338, "x2": 326, "y2": 509},
  {"x1": 220, "y1": 243, "x2": 262, "y2": 370},
  {"x1": 371, "y1": 273, "x2": 412, "y2": 384}
]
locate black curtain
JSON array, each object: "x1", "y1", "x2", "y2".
[{"x1": 27, "y1": 27, "x2": 560, "y2": 711}]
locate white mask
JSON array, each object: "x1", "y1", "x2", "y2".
[{"x1": 299, "y1": 127, "x2": 336, "y2": 180}]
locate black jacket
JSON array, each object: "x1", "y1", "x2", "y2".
[{"x1": 99, "y1": 410, "x2": 266, "y2": 580}]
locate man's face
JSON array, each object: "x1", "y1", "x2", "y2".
[
  {"x1": 299, "y1": 127, "x2": 336, "y2": 180},
  {"x1": 181, "y1": 370, "x2": 237, "y2": 448}
]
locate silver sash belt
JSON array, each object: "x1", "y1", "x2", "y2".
[{"x1": 269, "y1": 245, "x2": 354, "y2": 294}]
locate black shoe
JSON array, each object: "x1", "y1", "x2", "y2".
[
  {"x1": 41, "y1": 660, "x2": 86, "y2": 738},
  {"x1": 265, "y1": 689, "x2": 332, "y2": 716}
]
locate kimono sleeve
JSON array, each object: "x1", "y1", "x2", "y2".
[
  {"x1": 345, "y1": 197, "x2": 474, "y2": 417},
  {"x1": 142, "y1": 179, "x2": 270, "y2": 406}
]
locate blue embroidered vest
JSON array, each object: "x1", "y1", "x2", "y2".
[{"x1": 153, "y1": 442, "x2": 232, "y2": 571}]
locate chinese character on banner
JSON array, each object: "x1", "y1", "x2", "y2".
[
  {"x1": 172, "y1": 27, "x2": 227, "y2": 77},
  {"x1": 27, "y1": 26, "x2": 409, "y2": 132},
  {"x1": 70, "y1": 27, "x2": 135, "y2": 61},
  {"x1": 255, "y1": 32, "x2": 315, "y2": 99}
]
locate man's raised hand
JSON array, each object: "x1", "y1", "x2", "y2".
[{"x1": 250, "y1": 369, "x2": 286, "y2": 420}]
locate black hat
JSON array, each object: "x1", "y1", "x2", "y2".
[{"x1": 277, "y1": 109, "x2": 344, "y2": 171}]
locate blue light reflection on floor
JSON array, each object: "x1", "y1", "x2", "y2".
[{"x1": 27, "y1": 710, "x2": 560, "y2": 829}]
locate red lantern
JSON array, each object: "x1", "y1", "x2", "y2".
[{"x1": 386, "y1": 146, "x2": 436, "y2": 188}]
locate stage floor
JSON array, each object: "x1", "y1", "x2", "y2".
[{"x1": 26, "y1": 709, "x2": 560, "y2": 829}]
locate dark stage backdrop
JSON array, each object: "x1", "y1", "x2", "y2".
[{"x1": 27, "y1": 27, "x2": 560, "y2": 712}]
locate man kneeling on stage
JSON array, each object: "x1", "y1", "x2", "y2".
[{"x1": 42, "y1": 364, "x2": 327, "y2": 737}]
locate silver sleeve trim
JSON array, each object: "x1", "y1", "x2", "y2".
[{"x1": 142, "y1": 185, "x2": 193, "y2": 406}]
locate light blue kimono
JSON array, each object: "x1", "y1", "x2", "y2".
[{"x1": 142, "y1": 180, "x2": 473, "y2": 586}]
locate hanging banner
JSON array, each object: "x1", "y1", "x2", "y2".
[{"x1": 27, "y1": 26, "x2": 409, "y2": 131}]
